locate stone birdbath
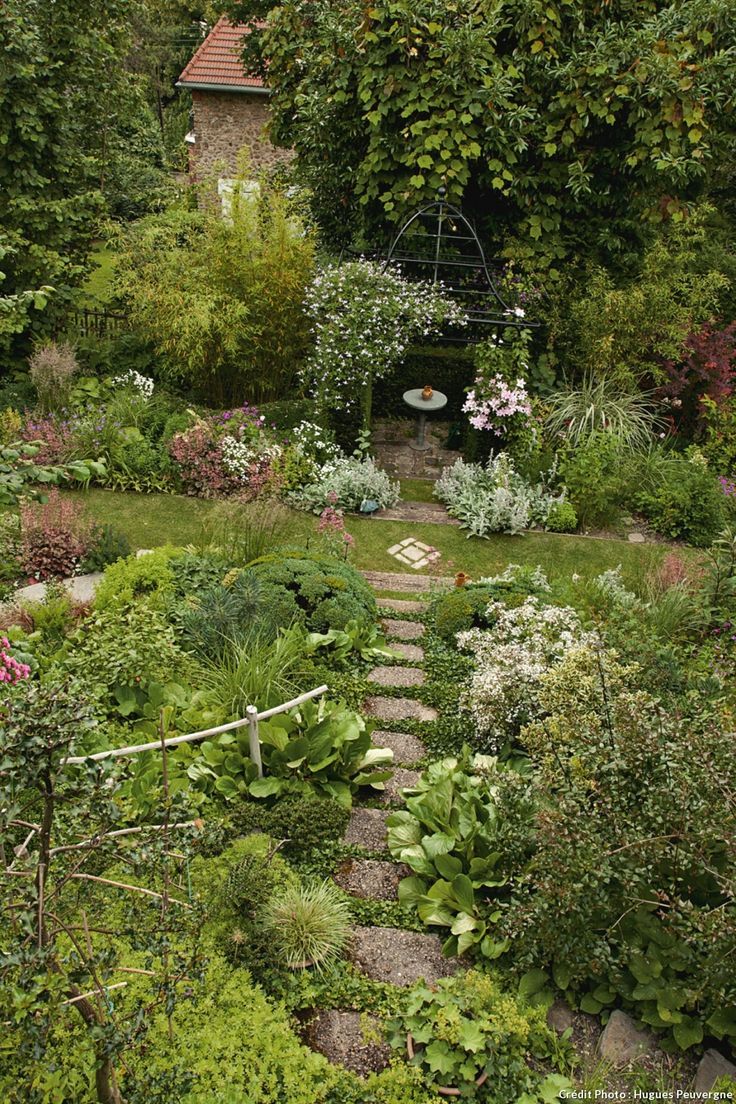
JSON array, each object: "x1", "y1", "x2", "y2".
[{"x1": 403, "y1": 387, "x2": 448, "y2": 452}]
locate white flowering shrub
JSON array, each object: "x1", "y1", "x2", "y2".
[
  {"x1": 110, "y1": 369, "x2": 154, "y2": 400},
  {"x1": 289, "y1": 421, "x2": 342, "y2": 466},
  {"x1": 301, "y1": 260, "x2": 466, "y2": 417},
  {"x1": 457, "y1": 596, "x2": 594, "y2": 750},
  {"x1": 220, "y1": 436, "x2": 282, "y2": 480},
  {"x1": 286, "y1": 457, "x2": 400, "y2": 514},
  {"x1": 434, "y1": 454, "x2": 566, "y2": 537}
]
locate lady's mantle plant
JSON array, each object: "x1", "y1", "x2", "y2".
[
  {"x1": 301, "y1": 260, "x2": 466, "y2": 424},
  {"x1": 458, "y1": 594, "x2": 593, "y2": 750}
]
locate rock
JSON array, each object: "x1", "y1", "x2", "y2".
[
  {"x1": 363, "y1": 696, "x2": 436, "y2": 723},
  {"x1": 381, "y1": 618, "x2": 425, "y2": 640},
  {"x1": 305, "y1": 1010, "x2": 390, "y2": 1076},
  {"x1": 368, "y1": 666, "x2": 425, "y2": 688},
  {"x1": 372, "y1": 730, "x2": 426, "y2": 766},
  {"x1": 350, "y1": 925, "x2": 459, "y2": 986},
  {"x1": 627, "y1": 532, "x2": 646, "y2": 543},
  {"x1": 342, "y1": 808, "x2": 389, "y2": 851},
  {"x1": 597, "y1": 1010, "x2": 653, "y2": 1067},
  {"x1": 15, "y1": 572, "x2": 103, "y2": 607},
  {"x1": 333, "y1": 859, "x2": 409, "y2": 901},
  {"x1": 695, "y1": 1050, "x2": 736, "y2": 1093},
  {"x1": 547, "y1": 1000, "x2": 575, "y2": 1035}
]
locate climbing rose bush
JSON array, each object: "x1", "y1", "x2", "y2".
[
  {"x1": 300, "y1": 260, "x2": 466, "y2": 415},
  {"x1": 458, "y1": 595, "x2": 593, "y2": 750}
]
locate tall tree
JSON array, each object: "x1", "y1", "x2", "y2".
[
  {"x1": 0, "y1": 0, "x2": 135, "y2": 350},
  {"x1": 228, "y1": 0, "x2": 736, "y2": 270}
]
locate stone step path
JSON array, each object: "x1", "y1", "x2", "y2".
[
  {"x1": 350, "y1": 925, "x2": 459, "y2": 987},
  {"x1": 387, "y1": 641, "x2": 424, "y2": 663},
  {"x1": 377, "y1": 598, "x2": 427, "y2": 614},
  {"x1": 310, "y1": 575, "x2": 446, "y2": 1077},
  {"x1": 343, "y1": 807, "x2": 389, "y2": 850},
  {"x1": 368, "y1": 664, "x2": 425, "y2": 688},
  {"x1": 363, "y1": 570, "x2": 453, "y2": 593},
  {"x1": 363, "y1": 695, "x2": 437, "y2": 724},
  {"x1": 381, "y1": 617, "x2": 425, "y2": 641},
  {"x1": 334, "y1": 858, "x2": 410, "y2": 901},
  {"x1": 372, "y1": 730, "x2": 426, "y2": 766}
]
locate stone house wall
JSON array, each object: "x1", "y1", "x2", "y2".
[{"x1": 189, "y1": 89, "x2": 291, "y2": 182}]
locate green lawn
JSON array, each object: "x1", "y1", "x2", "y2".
[
  {"x1": 67, "y1": 488, "x2": 671, "y2": 591},
  {"x1": 399, "y1": 478, "x2": 436, "y2": 503}
]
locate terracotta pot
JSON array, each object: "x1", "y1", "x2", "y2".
[
  {"x1": 421, "y1": 385, "x2": 434, "y2": 400},
  {"x1": 454, "y1": 571, "x2": 471, "y2": 588},
  {"x1": 406, "y1": 1032, "x2": 489, "y2": 1096}
]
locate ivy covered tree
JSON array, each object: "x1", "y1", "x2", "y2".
[
  {"x1": 0, "y1": 0, "x2": 166, "y2": 352},
  {"x1": 228, "y1": 0, "x2": 736, "y2": 269}
]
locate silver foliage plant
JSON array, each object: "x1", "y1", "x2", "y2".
[
  {"x1": 434, "y1": 455, "x2": 566, "y2": 537},
  {"x1": 287, "y1": 456, "x2": 400, "y2": 513}
]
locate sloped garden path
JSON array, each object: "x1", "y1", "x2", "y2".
[{"x1": 306, "y1": 593, "x2": 464, "y2": 1076}]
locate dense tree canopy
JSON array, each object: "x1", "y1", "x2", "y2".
[{"x1": 229, "y1": 0, "x2": 736, "y2": 268}]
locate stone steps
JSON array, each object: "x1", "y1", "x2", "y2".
[
  {"x1": 381, "y1": 617, "x2": 425, "y2": 641},
  {"x1": 363, "y1": 695, "x2": 437, "y2": 724},
  {"x1": 372, "y1": 730, "x2": 426, "y2": 766},
  {"x1": 377, "y1": 598, "x2": 428, "y2": 614},
  {"x1": 349, "y1": 925, "x2": 459, "y2": 987},
  {"x1": 387, "y1": 641, "x2": 424, "y2": 663},
  {"x1": 334, "y1": 858, "x2": 409, "y2": 901},
  {"x1": 343, "y1": 807, "x2": 390, "y2": 850},
  {"x1": 368, "y1": 665, "x2": 425, "y2": 688}
]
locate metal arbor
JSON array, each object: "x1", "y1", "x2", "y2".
[{"x1": 380, "y1": 188, "x2": 538, "y2": 341}]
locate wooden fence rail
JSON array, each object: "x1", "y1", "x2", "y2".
[{"x1": 62, "y1": 685, "x2": 329, "y2": 775}]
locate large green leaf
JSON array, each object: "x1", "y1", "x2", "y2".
[
  {"x1": 672, "y1": 1018, "x2": 704, "y2": 1050},
  {"x1": 451, "y1": 873, "x2": 475, "y2": 915},
  {"x1": 434, "y1": 853, "x2": 463, "y2": 880},
  {"x1": 249, "y1": 777, "x2": 283, "y2": 798}
]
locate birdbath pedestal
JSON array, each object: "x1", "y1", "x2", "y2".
[{"x1": 403, "y1": 388, "x2": 448, "y2": 452}]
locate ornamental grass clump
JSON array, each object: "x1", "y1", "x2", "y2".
[
  {"x1": 264, "y1": 880, "x2": 351, "y2": 971},
  {"x1": 28, "y1": 341, "x2": 79, "y2": 413}
]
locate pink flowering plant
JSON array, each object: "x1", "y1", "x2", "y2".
[
  {"x1": 1, "y1": 636, "x2": 31, "y2": 686},
  {"x1": 168, "y1": 403, "x2": 283, "y2": 498},
  {"x1": 316, "y1": 494, "x2": 355, "y2": 559},
  {"x1": 463, "y1": 329, "x2": 534, "y2": 443}
]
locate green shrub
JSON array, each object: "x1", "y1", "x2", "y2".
[
  {"x1": 249, "y1": 550, "x2": 377, "y2": 632},
  {"x1": 80, "y1": 523, "x2": 131, "y2": 571},
  {"x1": 126, "y1": 955, "x2": 343, "y2": 1104},
  {"x1": 228, "y1": 794, "x2": 350, "y2": 858},
  {"x1": 558, "y1": 432, "x2": 628, "y2": 528},
  {"x1": 388, "y1": 971, "x2": 568, "y2": 1101},
  {"x1": 93, "y1": 546, "x2": 180, "y2": 609},
  {"x1": 502, "y1": 649, "x2": 736, "y2": 1051},
  {"x1": 430, "y1": 585, "x2": 499, "y2": 641},
  {"x1": 428, "y1": 564, "x2": 553, "y2": 642},
  {"x1": 634, "y1": 451, "x2": 726, "y2": 546},
  {"x1": 544, "y1": 499, "x2": 578, "y2": 532}
]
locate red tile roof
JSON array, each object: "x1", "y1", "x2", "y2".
[{"x1": 177, "y1": 17, "x2": 266, "y2": 92}]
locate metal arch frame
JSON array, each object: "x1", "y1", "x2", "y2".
[{"x1": 378, "y1": 187, "x2": 539, "y2": 335}]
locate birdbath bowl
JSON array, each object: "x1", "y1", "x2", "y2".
[{"x1": 403, "y1": 388, "x2": 448, "y2": 452}]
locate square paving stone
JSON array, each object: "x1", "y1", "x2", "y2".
[
  {"x1": 350, "y1": 925, "x2": 460, "y2": 986},
  {"x1": 364, "y1": 696, "x2": 437, "y2": 723},
  {"x1": 334, "y1": 858, "x2": 410, "y2": 901},
  {"x1": 305, "y1": 1010, "x2": 390, "y2": 1076},
  {"x1": 368, "y1": 665, "x2": 425, "y2": 688},
  {"x1": 381, "y1": 618, "x2": 425, "y2": 640},
  {"x1": 343, "y1": 808, "x2": 389, "y2": 850},
  {"x1": 372, "y1": 730, "x2": 426, "y2": 765}
]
